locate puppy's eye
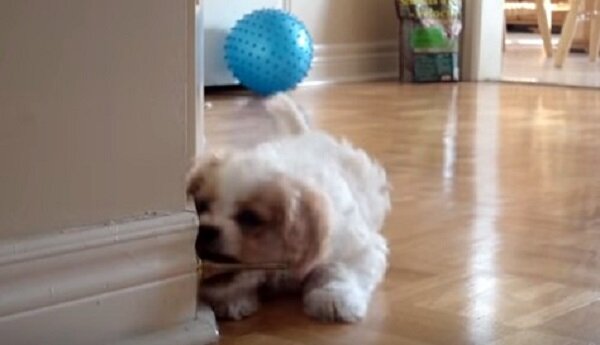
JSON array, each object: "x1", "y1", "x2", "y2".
[
  {"x1": 235, "y1": 209, "x2": 263, "y2": 228},
  {"x1": 194, "y1": 199, "x2": 210, "y2": 214}
]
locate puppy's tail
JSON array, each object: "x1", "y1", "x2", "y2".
[{"x1": 265, "y1": 93, "x2": 311, "y2": 136}]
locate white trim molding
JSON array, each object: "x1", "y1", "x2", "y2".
[
  {"x1": 0, "y1": 212, "x2": 218, "y2": 345},
  {"x1": 303, "y1": 41, "x2": 399, "y2": 85}
]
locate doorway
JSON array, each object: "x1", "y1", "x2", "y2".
[{"x1": 501, "y1": 0, "x2": 600, "y2": 87}]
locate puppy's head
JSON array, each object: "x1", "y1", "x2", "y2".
[{"x1": 187, "y1": 152, "x2": 329, "y2": 279}]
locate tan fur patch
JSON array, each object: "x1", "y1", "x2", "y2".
[
  {"x1": 186, "y1": 154, "x2": 223, "y2": 200},
  {"x1": 281, "y1": 180, "x2": 329, "y2": 277}
]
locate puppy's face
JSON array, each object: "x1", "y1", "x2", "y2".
[{"x1": 187, "y1": 153, "x2": 329, "y2": 280}]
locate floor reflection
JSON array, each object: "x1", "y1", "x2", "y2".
[
  {"x1": 469, "y1": 86, "x2": 501, "y2": 342},
  {"x1": 442, "y1": 86, "x2": 459, "y2": 196}
]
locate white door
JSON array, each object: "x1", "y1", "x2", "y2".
[{"x1": 203, "y1": 0, "x2": 285, "y2": 86}]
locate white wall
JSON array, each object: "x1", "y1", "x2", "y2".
[
  {"x1": 0, "y1": 3, "x2": 216, "y2": 343},
  {"x1": 0, "y1": 0, "x2": 196, "y2": 239},
  {"x1": 290, "y1": 0, "x2": 397, "y2": 44},
  {"x1": 290, "y1": 0, "x2": 399, "y2": 83}
]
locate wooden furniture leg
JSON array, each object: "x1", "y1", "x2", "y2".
[
  {"x1": 555, "y1": 0, "x2": 585, "y2": 67},
  {"x1": 536, "y1": 0, "x2": 554, "y2": 57},
  {"x1": 589, "y1": 0, "x2": 600, "y2": 61},
  {"x1": 503, "y1": 13, "x2": 508, "y2": 52}
]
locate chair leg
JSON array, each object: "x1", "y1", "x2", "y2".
[
  {"x1": 536, "y1": 0, "x2": 553, "y2": 57},
  {"x1": 503, "y1": 13, "x2": 508, "y2": 52},
  {"x1": 589, "y1": 0, "x2": 600, "y2": 61},
  {"x1": 555, "y1": 0, "x2": 585, "y2": 67}
]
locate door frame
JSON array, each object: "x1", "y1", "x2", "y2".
[{"x1": 461, "y1": 0, "x2": 504, "y2": 81}]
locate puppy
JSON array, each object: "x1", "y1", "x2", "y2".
[{"x1": 187, "y1": 94, "x2": 390, "y2": 322}]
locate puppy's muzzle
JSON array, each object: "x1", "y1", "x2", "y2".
[{"x1": 195, "y1": 224, "x2": 221, "y2": 257}]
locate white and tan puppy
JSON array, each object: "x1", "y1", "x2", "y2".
[{"x1": 187, "y1": 94, "x2": 390, "y2": 322}]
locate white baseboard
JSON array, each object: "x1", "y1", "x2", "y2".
[
  {"x1": 303, "y1": 41, "x2": 399, "y2": 85},
  {"x1": 113, "y1": 304, "x2": 218, "y2": 345},
  {"x1": 0, "y1": 212, "x2": 218, "y2": 345}
]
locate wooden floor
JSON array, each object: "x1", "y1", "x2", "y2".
[
  {"x1": 204, "y1": 82, "x2": 600, "y2": 345},
  {"x1": 503, "y1": 32, "x2": 600, "y2": 88}
]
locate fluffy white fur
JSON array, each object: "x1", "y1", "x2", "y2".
[{"x1": 189, "y1": 94, "x2": 390, "y2": 322}]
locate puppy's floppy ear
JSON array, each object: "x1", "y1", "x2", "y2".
[
  {"x1": 283, "y1": 181, "x2": 329, "y2": 278},
  {"x1": 186, "y1": 165, "x2": 204, "y2": 197},
  {"x1": 186, "y1": 150, "x2": 228, "y2": 197}
]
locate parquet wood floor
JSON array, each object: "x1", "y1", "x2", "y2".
[{"x1": 203, "y1": 82, "x2": 600, "y2": 345}]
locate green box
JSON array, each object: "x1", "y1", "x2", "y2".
[
  {"x1": 413, "y1": 52, "x2": 458, "y2": 82},
  {"x1": 395, "y1": 0, "x2": 463, "y2": 83}
]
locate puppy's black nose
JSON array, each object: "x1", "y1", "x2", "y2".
[
  {"x1": 195, "y1": 225, "x2": 221, "y2": 256},
  {"x1": 198, "y1": 225, "x2": 220, "y2": 242}
]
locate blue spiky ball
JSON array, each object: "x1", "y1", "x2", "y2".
[{"x1": 224, "y1": 9, "x2": 313, "y2": 96}]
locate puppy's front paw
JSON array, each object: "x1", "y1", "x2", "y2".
[
  {"x1": 212, "y1": 294, "x2": 259, "y2": 320},
  {"x1": 303, "y1": 285, "x2": 367, "y2": 323}
]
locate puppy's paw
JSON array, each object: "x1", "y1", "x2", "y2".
[
  {"x1": 212, "y1": 294, "x2": 259, "y2": 320},
  {"x1": 303, "y1": 285, "x2": 367, "y2": 323}
]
